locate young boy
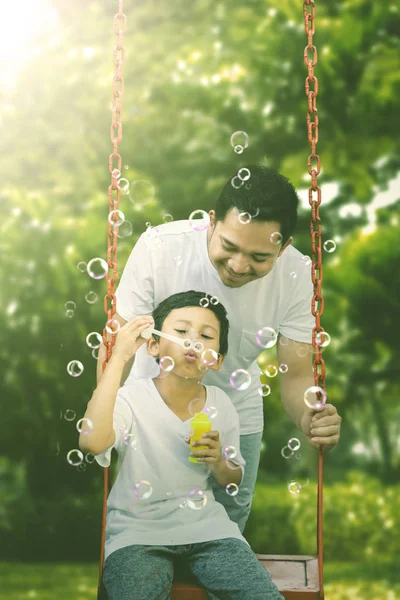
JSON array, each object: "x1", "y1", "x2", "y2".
[{"x1": 79, "y1": 290, "x2": 284, "y2": 600}]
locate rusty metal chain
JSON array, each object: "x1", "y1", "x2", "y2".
[
  {"x1": 304, "y1": 0, "x2": 326, "y2": 391},
  {"x1": 98, "y1": 3, "x2": 126, "y2": 597},
  {"x1": 304, "y1": 2, "x2": 325, "y2": 598},
  {"x1": 102, "y1": 0, "x2": 127, "y2": 371}
]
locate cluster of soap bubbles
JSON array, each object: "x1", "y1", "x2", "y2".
[
  {"x1": 230, "y1": 131, "x2": 249, "y2": 155},
  {"x1": 199, "y1": 294, "x2": 219, "y2": 308},
  {"x1": 281, "y1": 437, "x2": 302, "y2": 460},
  {"x1": 65, "y1": 292, "x2": 99, "y2": 321},
  {"x1": 65, "y1": 414, "x2": 95, "y2": 471}
]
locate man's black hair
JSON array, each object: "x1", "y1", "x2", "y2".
[
  {"x1": 214, "y1": 164, "x2": 299, "y2": 246},
  {"x1": 151, "y1": 290, "x2": 229, "y2": 364}
]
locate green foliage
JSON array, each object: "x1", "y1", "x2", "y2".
[
  {"x1": 0, "y1": 0, "x2": 400, "y2": 564},
  {"x1": 247, "y1": 472, "x2": 400, "y2": 562}
]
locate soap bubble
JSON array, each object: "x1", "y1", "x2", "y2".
[
  {"x1": 237, "y1": 167, "x2": 251, "y2": 181},
  {"x1": 67, "y1": 360, "x2": 84, "y2": 377},
  {"x1": 323, "y1": 240, "x2": 336, "y2": 253},
  {"x1": 287, "y1": 437, "x2": 301, "y2": 452},
  {"x1": 201, "y1": 349, "x2": 219, "y2": 367},
  {"x1": 256, "y1": 327, "x2": 277, "y2": 349},
  {"x1": 189, "y1": 210, "x2": 210, "y2": 231},
  {"x1": 288, "y1": 481, "x2": 302, "y2": 495},
  {"x1": 86, "y1": 332, "x2": 103, "y2": 349},
  {"x1": 67, "y1": 449, "x2": 84, "y2": 467},
  {"x1": 279, "y1": 363, "x2": 288, "y2": 374},
  {"x1": 187, "y1": 489, "x2": 207, "y2": 510},
  {"x1": 87, "y1": 258, "x2": 108, "y2": 280},
  {"x1": 199, "y1": 296, "x2": 209, "y2": 308},
  {"x1": 105, "y1": 319, "x2": 121, "y2": 335},
  {"x1": 85, "y1": 291, "x2": 98, "y2": 304},
  {"x1": 304, "y1": 386, "x2": 327, "y2": 409},
  {"x1": 239, "y1": 212, "x2": 252, "y2": 224},
  {"x1": 270, "y1": 232, "x2": 282, "y2": 245},
  {"x1": 77, "y1": 261, "x2": 87, "y2": 273},
  {"x1": 64, "y1": 409, "x2": 76, "y2": 421},
  {"x1": 160, "y1": 356, "x2": 175, "y2": 372},
  {"x1": 264, "y1": 365, "x2": 278, "y2": 378},
  {"x1": 226, "y1": 483, "x2": 239, "y2": 497},
  {"x1": 223, "y1": 446, "x2": 237, "y2": 460},
  {"x1": 230, "y1": 369, "x2": 251, "y2": 391},
  {"x1": 76, "y1": 418, "x2": 93, "y2": 435},
  {"x1": 133, "y1": 480, "x2": 153, "y2": 500},
  {"x1": 281, "y1": 446, "x2": 294, "y2": 459},
  {"x1": 316, "y1": 331, "x2": 331, "y2": 348},
  {"x1": 205, "y1": 406, "x2": 218, "y2": 419},
  {"x1": 129, "y1": 179, "x2": 155, "y2": 207},
  {"x1": 257, "y1": 384, "x2": 271, "y2": 397},
  {"x1": 108, "y1": 209, "x2": 125, "y2": 226}
]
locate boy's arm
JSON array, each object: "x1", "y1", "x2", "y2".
[
  {"x1": 96, "y1": 312, "x2": 134, "y2": 387},
  {"x1": 210, "y1": 459, "x2": 243, "y2": 489},
  {"x1": 79, "y1": 353, "x2": 127, "y2": 455},
  {"x1": 82, "y1": 315, "x2": 154, "y2": 456}
]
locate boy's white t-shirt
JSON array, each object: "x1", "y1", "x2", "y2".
[
  {"x1": 95, "y1": 378, "x2": 248, "y2": 563},
  {"x1": 115, "y1": 220, "x2": 314, "y2": 435}
]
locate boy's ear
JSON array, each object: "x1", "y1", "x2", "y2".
[
  {"x1": 146, "y1": 336, "x2": 159, "y2": 358},
  {"x1": 209, "y1": 353, "x2": 225, "y2": 372}
]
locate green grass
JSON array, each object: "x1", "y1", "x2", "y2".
[{"x1": 0, "y1": 561, "x2": 398, "y2": 600}]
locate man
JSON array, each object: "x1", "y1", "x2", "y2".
[{"x1": 96, "y1": 164, "x2": 342, "y2": 535}]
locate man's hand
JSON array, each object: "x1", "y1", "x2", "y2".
[
  {"x1": 300, "y1": 403, "x2": 342, "y2": 453},
  {"x1": 185, "y1": 430, "x2": 223, "y2": 471}
]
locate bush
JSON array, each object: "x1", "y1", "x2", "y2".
[{"x1": 247, "y1": 471, "x2": 400, "y2": 562}]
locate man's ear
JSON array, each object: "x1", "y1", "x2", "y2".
[{"x1": 208, "y1": 210, "x2": 216, "y2": 229}]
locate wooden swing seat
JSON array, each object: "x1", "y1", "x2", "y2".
[{"x1": 171, "y1": 554, "x2": 321, "y2": 600}]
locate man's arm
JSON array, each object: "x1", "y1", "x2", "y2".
[
  {"x1": 277, "y1": 334, "x2": 314, "y2": 429},
  {"x1": 96, "y1": 312, "x2": 134, "y2": 386}
]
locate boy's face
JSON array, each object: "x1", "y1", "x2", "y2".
[{"x1": 147, "y1": 305, "x2": 224, "y2": 379}]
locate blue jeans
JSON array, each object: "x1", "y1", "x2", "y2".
[
  {"x1": 211, "y1": 431, "x2": 263, "y2": 534},
  {"x1": 103, "y1": 538, "x2": 284, "y2": 600}
]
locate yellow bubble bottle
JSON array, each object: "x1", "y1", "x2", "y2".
[{"x1": 189, "y1": 412, "x2": 212, "y2": 463}]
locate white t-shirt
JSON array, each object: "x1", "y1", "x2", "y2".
[
  {"x1": 115, "y1": 220, "x2": 314, "y2": 435},
  {"x1": 95, "y1": 378, "x2": 248, "y2": 562}
]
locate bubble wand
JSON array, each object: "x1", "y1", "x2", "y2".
[{"x1": 141, "y1": 326, "x2": 204, "y2": 353}]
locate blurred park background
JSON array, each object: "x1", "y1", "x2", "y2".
[{"x1": 0, "y1": 0, "x2": 399, "y2": 598}]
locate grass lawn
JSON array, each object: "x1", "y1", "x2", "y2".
[{"x1": 0, "y1": 561, "x2": 398, "y2": 600}]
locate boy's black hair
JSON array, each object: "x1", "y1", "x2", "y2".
[
  {"x1": 151, "y1": 290, "x2": 229, "y2": 364},
  {"x1": 214, "y1": 164, "x2": 300, "y2": 246}
]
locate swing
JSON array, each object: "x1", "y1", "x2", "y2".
[{"x1": 96, "y1": 1, "x2": 325, "y2": 598}]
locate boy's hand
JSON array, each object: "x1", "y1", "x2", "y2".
[
  {"x1": 112, "y1": 315, "x2": 154, "y2": 364},
  {"x1": 185, "y1": 430, "x2": 223, "y2": 471}
]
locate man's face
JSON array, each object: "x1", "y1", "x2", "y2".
[
  {"x1": 207, "y1": 208, "x2": 293, "y2": 288},
  {"x1": 148, "y1": 305, "x2": 224, "y2": 379}
]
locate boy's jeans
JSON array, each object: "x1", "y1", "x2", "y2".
[{"x1": 211, "y1": 431, "x2": 263, "y2": 534}]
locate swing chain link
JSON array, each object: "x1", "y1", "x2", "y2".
[
  {"x1": 104, "y1": 0, "x2": 127, "y2": 368},
  {"x1": 303, "y1": 0, "x2": 326, "y2": 389}
]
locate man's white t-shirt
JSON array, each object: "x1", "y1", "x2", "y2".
[
  {"x1": 115, "y1": 220, "x2": 314, "y2": 435},
  {"x1": 95, "y1": 378, "x2": 248, "y2": 563}
]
